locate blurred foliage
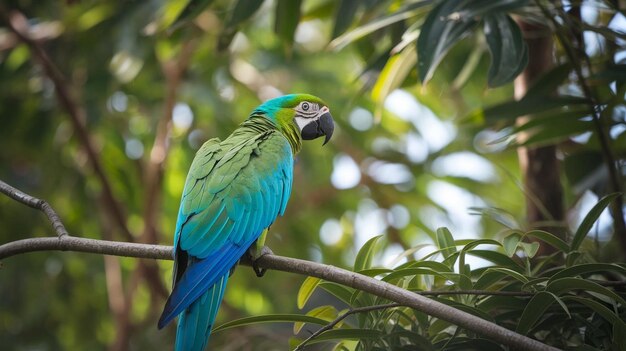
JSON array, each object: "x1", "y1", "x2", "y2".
[{"x1": 1, "y1": 0, "x2": 625, "y2": 350}]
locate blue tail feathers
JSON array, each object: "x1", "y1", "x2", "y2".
[{"x1": 174, "y1": 274, "x2": 229, "y2": 351}]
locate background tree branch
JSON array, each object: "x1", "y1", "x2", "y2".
[{"x1": 0, "y1": 179, "x2": 560, "y2": 351}]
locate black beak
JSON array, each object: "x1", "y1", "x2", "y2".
[{"x1": 300, "y1": 112, "x2": 334, "y2": 145}]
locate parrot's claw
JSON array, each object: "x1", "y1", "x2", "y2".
[
  {"x1": 252, "y1": 262, "x2": 266, "y2": 277},
  {"x1": 249, "y1": 246, "x2": 274, "y2": 278}
]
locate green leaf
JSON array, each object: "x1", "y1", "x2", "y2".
[
  {"x1": 503, "y1": 232, "x2": 522, "y2": 257},
  {"x1": 417, "y1": 0, "x2": 478, "y2": 84},
  {"x1": 565, "y1": 251, "x2": 583, "y2": 267},
  {"x1": 468, "y1": 207, "x2": 519, "y2": 228},
  {"x1": 516, "y1": 291, "x2": 559, "y2": 334},
  {"x1": 459, "y1": 238, "x2": 502, "y2": 250},
  {"x1": 435, "y1": 337, "x2": 506, "y2": 351},
  {"x1": 484, "y1": 267, "x2": 529, "y2": 284},
  {"x1": 589, "y1": 63, "x2": 626, "y2": 83},
  {"x1": 217, "y1": 0, "x2": 265, "y2": 51},
  {"x1": 298, "y1": 276, "x2": 321, "y2": 309},
  {"x1": 332, "y1": 0, "x2": 360, "y2": 39},
  {"x1": 319, "y1": 282, "x2": 355, "y2": 305},
  {"x1": 467, "y1": 96, "x2": 590, "y2": 124},
  {"x1": 563, "y1": 296, "x2": 626, "y2": 327},
  {"x1": 382, "y1": 267, "x2": 456, "y2": 284},
  {"x1": 354, "y1": 235, "x2": 383, "y2": 271},
  {"x1": 457, "y1": 0, "x2": 529, "y2": 18},
  {"x1": 356, "y1": 268, "x2": 393, "y2": 277},
  {"x1": 518, "y1": 119, "x2": 594, "y2": 147},
  {"x1": 503, "y1": 230, "x2": 539, "y2": 257},
  {"x1": 435, "y1": 227, "x2": 456, "y2": 259},
  {"x1": 403, "y1": 260, "x2": 454, "y2": 272},
  {"x1": 294, "y1": 305, "x2": 338, "y2": 334},
  {"x1": 474, "y1": 270, "x2": 509, "y2": 290},
  {"x1": 548, "y1": 291, "x2": 571, "y2": 319},
  {"x1": 564, "y1": 150, "x2": 604, "y2": 192},
  {"x1": 388, "y1": 243, "x2": 432, "y2": 267},
  {"x1": 614, "y1": 323, "x2": 626, "y2": 351},
  {"x1": 483, "y1": 14, "x2": 528, "y2": 86},
  {"x1": 522, "y1": 63, "x2": 573, "y2": 101},
  {"x1": 547, "y1": 277, "x2": 626, "y2": 305},
  {"x1": 430, "y1": 296, "x2": 496, "y2": 322},
  {"x1": 524, "y1": 230, "x2": 570, "y2": 252},
  {"x1": 521, "y1": 277, "x2": 549, "y2": 291},
  {"x1": 171, "y1": 0, "x2": 216, "y2": 28},
  {"x1": 467, "y1": 250, "x2": 524, "y2": 271},
  {"x1": 549, "y1": 263, "x2": 626, "y2": 283},
  {"x1": 571, "y1": 193, "x2": 621, "y2": 251},
  {"x1": 519, "y1": 242, "x2": 540, "y2": 258},
  {"x1": 329, "y1": 1, "x2": 432, "y2": 50},
  {"x1": 371, "y1": 45, "x2": 417, "y2": 119},
  {"x1": 458, "y1": 239, "x2": 501, "y2": 283},
  {"x1": 213, "y1": 314, "x2": 328, "y2": 333},
  {"x1": 383, "y1": 329, "x2": 435, "y2": 350},
  {"x1": 451, "y1": 43, "x2": 484, "y2": 90},
  {"x1": 274, "y1": 0, "x2": 302, "y2": 51},
  {"x1": 306, "y1": 328, "x2": 384, "y2": 344}
]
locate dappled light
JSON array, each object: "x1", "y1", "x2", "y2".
[{"x1": 2, "y1": 1, "x2": 626, "y2": 350}]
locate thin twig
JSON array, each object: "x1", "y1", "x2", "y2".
[
  {"x1": 0, "y1": 180, "x2": 69, "y2": 238},
  {"x1": 0, "y1": 179, "x2": 561, "y2": 351},
  {"x1": 294, "y1": 303, "x2": 402, "y2": 351}
]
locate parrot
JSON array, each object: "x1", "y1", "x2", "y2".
[{"x1": 157, "y1": 94, "x2": 334, "y2": 351}]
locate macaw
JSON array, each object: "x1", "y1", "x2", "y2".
[{"x1": 158, "y1": 94, "x2": 334, "y2": 350}]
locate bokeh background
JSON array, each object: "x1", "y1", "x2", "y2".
[{"x1": 1, "y1": 1, "x2": 624, "y2": 350}]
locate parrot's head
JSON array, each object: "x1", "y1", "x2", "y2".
[{"x1": 254, "y1": 94, "x2": 335, "y2": 145}]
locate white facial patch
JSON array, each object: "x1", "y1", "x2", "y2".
[{"x1": 294, "y1": 116, "x2": 310, "y2": 131}]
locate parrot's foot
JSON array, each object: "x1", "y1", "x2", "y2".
[{"x1": 249, "y1": 246, "x2": 274, "y2": 278}]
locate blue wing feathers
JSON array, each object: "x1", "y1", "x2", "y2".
[
  {"x1": 160, "y1": 240, "x2": 253, "y2": 327},
  {"x1": 180, "y1": 201, "x2": 226, "y2": 252},
  {"x1": 174, "y1": 275, "x2": 228, "y2": 351}
]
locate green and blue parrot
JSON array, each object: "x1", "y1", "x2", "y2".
[{"x1": 158, "y1": 94, "x2": 334, "y2": 350}]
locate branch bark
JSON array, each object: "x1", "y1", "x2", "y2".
[{"x1": 0, "y1": 179, "x2": 560, "y2": 351}]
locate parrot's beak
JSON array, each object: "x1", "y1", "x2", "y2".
[{"x1": 301, "y1": 112, "x2": 334, "y2": 145}]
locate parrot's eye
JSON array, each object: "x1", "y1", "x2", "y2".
[{"x1": 301, "y1": 102, "x2": 310, "y2": 111}]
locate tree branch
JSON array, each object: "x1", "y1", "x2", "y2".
[{"x1": 0, "y1": 179, "x2": 561, "y2": 351}]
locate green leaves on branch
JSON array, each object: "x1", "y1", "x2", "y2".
[
  {"x1": 217, "y1": 0, "x2": 265, "y2": 51},
  {"x1": 417, "y1": 0, "x2": 528, "y2": 86},
  {"x1": 280, "y1": 194, "x2": 624, "y2": 349},
  {"x1": 483, "y1": 13, "x2": 528, "y2": 86},
  {"x1": 170, "y1": 0, "x2": 216, "y2": 28},
  {"x1": 417, "y1": 0, "x2": 479, "y2": 84},
  {"x1": 571, "y1": 193, "x2": 621, "y2": 251},
  {"x1": 331, "y1": 0, "x2": 361, "y2": 39},
  {"x1": 274, "y1": 0, "x2": 302, "y2": 52},
  {"x1": 212, "y1": 314, "x2": 328, "y2": 333},
  {"x1": 354, "y1": 235, "x2": 384, "y2": 272}
]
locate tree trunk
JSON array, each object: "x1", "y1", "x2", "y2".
[{"x1": 514, "y1": 20, "x2": 565, "y2": 255}]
